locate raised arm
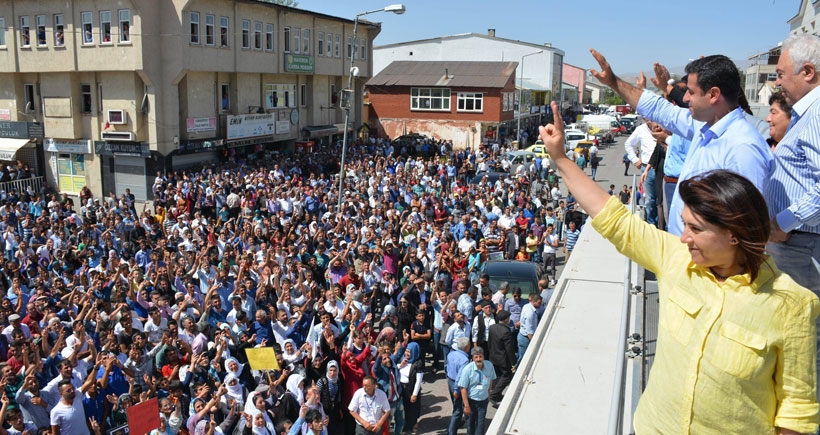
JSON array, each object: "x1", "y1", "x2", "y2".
[
  {"x1": 539, "y1": 101, "x2": 611, "y2": 219},
  {"x1": 588, "y1": 49, "x2": 644, "y2": 109}
]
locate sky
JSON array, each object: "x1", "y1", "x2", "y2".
[{"x1": 301, "y1": 0, "x2": 801, "y2": 74}]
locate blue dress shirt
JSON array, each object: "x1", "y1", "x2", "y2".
[
  {"x1": 662, "y1": 134, "x2": 692, "y2": 179},
  {"x1": 637, "y1": 91, "x2": 773, "y2": 235}
]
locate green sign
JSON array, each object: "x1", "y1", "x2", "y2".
[{"x1": 285, "y1": 54, "x2": 314, "y2": 73}]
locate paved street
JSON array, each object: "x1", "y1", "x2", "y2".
[{"x1": 415, "y1": 133, "x2": 633, "y2": 434}]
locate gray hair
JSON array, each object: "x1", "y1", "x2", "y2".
[
  {"x1": 499, "y1": 281, "x2": 510, "y2": 290},
  {"x1": 784, "y1": 34, "x2": 820, "y2": 73},
  {"x1": 470, "y1": 346, "x2": 484, "y2": 357},
  {"x1": 456, "y1": 337, "x2": 471, "y2": 351}
]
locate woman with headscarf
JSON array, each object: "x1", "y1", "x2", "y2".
[
  {"x1": 276, "y1": 373, "x2": 306, "y2": 424},
  {"x1": 315, "y1": 360, "x2": 343, "y2": 434},
  {"x1": 220, "y1": 373, "x2": 247, "y2": 410},
  {"x1": 398, "y1": 342, "x2": 424, "y2": 432},
  {"x1": 107, "y1": 393, "x2": 132, "y2": 429},
  {"x1": 395, "y1": 296, "x2": 416, "y2": 336},
  {"x1": 242, "y1": 392, "x2": 277, "y2": 435},
  {"x1": 224, "y1": 356, "x2": 256, "y2": 391},
  {"x1": 282, "y1": 339, "x2": 305, "y2": 369}
]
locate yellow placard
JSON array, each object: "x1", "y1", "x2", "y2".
[{"x1": 244, "y1": 347, "x2": 280, "y2": 371}]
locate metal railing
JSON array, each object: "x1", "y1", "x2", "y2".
[{"x1": 0, "y1": 176, "x2": 45, "y2": 195}]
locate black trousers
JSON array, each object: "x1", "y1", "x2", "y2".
[{"x1": 490, "y1": 365, "x2": 513, "y2": 402}]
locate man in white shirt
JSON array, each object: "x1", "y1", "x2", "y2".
[
  {"x1": 624, "y1": 122, "x2": 657, "y2": 170},
  {"x1": 50, "y1": 379, "x2": 91, "y2": 435},
  {"x1": 348, "y1": 377, "x2": 390, "y2": 435}
]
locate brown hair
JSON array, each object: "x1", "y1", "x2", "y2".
[
  {"x1": 768, "y1": 91, "x2": 792, "y2": 115},
  {"x1": 678, "y1": 170, "x2": 769, "y2": 281}
]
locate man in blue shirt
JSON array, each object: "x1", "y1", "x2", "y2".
[
  {"x1": 517, "y1": 294, "x2": 542, "y2": 366},
  {"x1": 446, "y1": 337, "x2": 471, "y2": 435},
  {"x1": 458, "y1": 346, "x2": 496, "y2": 435},
  {"x1": 589, "y1": 49, "x2": 773, "y2": 236}
]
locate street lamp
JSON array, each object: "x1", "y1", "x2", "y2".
[
  {"x1": 517, "y1": 50, "x2": 542, "y2": 148},
  {"x1": 338, "y1": 4, "x2": 406, "y2": 209}
]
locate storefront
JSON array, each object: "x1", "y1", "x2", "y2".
[
  {"x1": 95, "y1": 141, "x2": 150, "y2": 201},
  {"x1": 0, "y1": 121, "x2": 44, "y2": 174},
  {"x1": 226, "y1": 113, "x2": 285, "y2": 160},
  {"x1": 45, "y1": 138, "x2": 93, "y2": 194}
]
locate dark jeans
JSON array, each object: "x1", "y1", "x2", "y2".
[
  {"x1": 543, "y1": 251, "x2": 557, "y2": 279},
  {"x1": 466, "y1": 398, "x2": 488, "y2": 435},
  {"x1": 447, "y1": 379, "x2": 464, "y2": 435}
]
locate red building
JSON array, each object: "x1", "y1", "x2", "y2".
[{"x1": 365, "y1": 61, "x2": 517, "y2": 149}]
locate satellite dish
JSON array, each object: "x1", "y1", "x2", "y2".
[{"x1": 24, "y1": 101, "x2": 33, "y2": 114}]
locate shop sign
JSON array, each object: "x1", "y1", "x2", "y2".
[
  {"x1": 276, "y1": 120, "x2": 290, "y2": 134},
  {"x1": 0, "y1": 121, "x2": 30, "y2": 138},
  {"x1": 186, "y1": 117, "x2": 217, "y2": 133},
  {"x1": 226, "y1": 136, "x2": 274, "y2": 148},
  {"x1": 285, "y1": 54, "x2": 314, "y2": 73},
  {"x1": 226, "y1": 113, "x2": 275, "y2": 140},
  {"x1": 95, "y1": 141, "x2": 150, "y2": 157},
  {"x1": 0, "y1": 110, "x2": 10, "y2": 121},
  {"x1": 45, "y1": 138, "x2": 92, "y2": 154}
]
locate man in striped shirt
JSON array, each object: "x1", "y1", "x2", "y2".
[
  {"x1": 563, "y1": 221, "x2": 581, "y2": 262},
  {"x1": 765, "y1": 34, "x2": 820, "y2": 401}
]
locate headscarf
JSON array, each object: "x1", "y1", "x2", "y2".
[
  {"x1": 401, "y1": 342, "x2": 420, "y2": 368},
  {"x1": 282, "y1": 339, "x2": 303, "y2": 366},
  {"x1": 224, "y1": 356, "x2": 244, "y2": 378},
  {"x1": 223, "y1": 373, "x2": 244, "y2": 404},
  {"x1": 286, "y1": 373, "x2": 305, "y2": 405},
  {"x1": 376, "y1": 326, "x2": 396, "y2": 345},
  {"x1": 325, "y1": 359, "x2": 340, "y2": 400},
  {"x1": 241, "y1": 393, "x2": 275, "y2": 435}
]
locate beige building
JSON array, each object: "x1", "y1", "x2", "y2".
[{"x1": 0, "y1": 0, "x2": 378, "y2": 200}]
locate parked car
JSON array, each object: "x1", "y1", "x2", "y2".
[
  {"x1": 564, "y1": 130, "x2": 590, "y2": 151},
  {"x1": 484, "y1": 260, "x2": 542, "y2": 297},
  {"x1": 523, "y1": 142, "x2": 549, "y2": 158}
]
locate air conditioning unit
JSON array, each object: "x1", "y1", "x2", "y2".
[
  {"x1": 101, "y1": 131, "x2": 135, "y2": 141},
  {"x1": 107, "y1": 109, "x2": 127, "y2": 124}
]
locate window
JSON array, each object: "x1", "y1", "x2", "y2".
[
  {"x1": 302, "y1": 29, "x2": 310, "y2": 54},
  {"x1": 54, "y1": 14, "x2": 65, "y2": 46},
  {"x1": 457, "y1": 92, "x2": 483, "y2": 112},
  {"x1": 360, "y1": 39, "x2": 367, "y2": 61},
  {"x1": 241, "y1": 20, "x2": 250, "y2": 49},
  {"x1": 204, "y1": 15, "x2": 214, "y2": 46},
  {"x1": 317, "y1": 32, "x2": 324, "y2": 56},
  {"x1": 293, "y1": 27, "x2": 300, "y2": 54},
  {"x1": 190, "y1": 12, "x2": 200, "y2": 44},
  {"x1": 20, "y1": 16, "x2": 30, "y2": 47},
  {"x1": 220, "y1": 84, "x2": 230, "y2": 112},
  {"x1": 80, "y1": 84, "x2": 92, "y2": 114},
  {"x1": 23, "y1": 84, "x2": 36, "y2": 113},
  {"x1": 325, "y1": 32, "x2": 332, "y2": 57},
  {"x1": 264, "y1": 84, "x2": 297, "y2": 109},
  {"x1": 347, "y1": 36, "x2": 352, "y2": 59},
  {"x1": 0, "y1": 18, "x2": 5, "y2": 47},
  {"x1": 254, "y1": 22, "x2": 261, "y2": 50},
  {"x1": 119, "y1": 10, "x2": 130, "y2": 43},
  {"x1": 81, "y1": 12, "x2": 93, "y2": 44},
  {"x1": 334, "y1": 34, "x2": 340, "y2": 57},
  {"x1": 56, "y1": 154, "x2": 86, "y2": 194},
  {"x1": 265, "y1": 23, "x2": 273, "y2": 51},
  {"x1": 411, "y1": 88, "x2": 451, "y2": 111},
  {"x1": 100, "y1": 11, "x2": 111, "y2": 43},
  {"x1": 330, "y1": 84, "x2": 336, "y2": 105},
  {"x1": 36, "y1": 15, "x2": 46, "y2": 46},
  {"x1": 300, "y1": 84, "x2": 307, "y2": 106},
  {"x1": 220, "y1": 16, "x2": 229, "y2": 47},
  {"x1": 283, "y1": 27, "x2": 290, "y2": 52}
]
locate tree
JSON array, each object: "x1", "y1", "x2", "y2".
[{"x1": 601, "y1": 88, "x2": 625, "y2": 106}]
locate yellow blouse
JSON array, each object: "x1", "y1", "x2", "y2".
[{"x1": 592, "y1": 196, "x2": 820, "y2": 434}]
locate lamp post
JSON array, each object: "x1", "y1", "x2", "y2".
[
  {"x1": 337, "y1": 4, "x2": 406, "y2": 210},
  {"x1": 517, "y1": 50, "x2": 542, "y2": 147}
]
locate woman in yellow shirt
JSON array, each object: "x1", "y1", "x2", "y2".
[{"x1": 539, "y1": 101, "x2": 819, "y2": 435}]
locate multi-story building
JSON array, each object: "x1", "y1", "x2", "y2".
[
  {"x1": 789, "y1": 0, "x2": 820, "y2": 36},
  {"x1": 744, "y1": 45, "x2": 781, "y2": 118},
  {"x1": 0, "y1": 0, "x2": 378, "y2": 200},
  {"x1": 373, "y1": 30, "x2": 563, "y2": 138},
  {"x1": 366, "y1": 60, "x2": 517, "y2": 148}
]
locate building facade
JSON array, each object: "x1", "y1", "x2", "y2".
[
  {"x1": 366, "y1": 60, "x2": 516, "y2": 149},
  {"x1": 0, "y1": 0, "x2": 378, "y2": 200},
  {"x1": 373, "y1": 30, "x2": 563, "y2": 134},
  {"x1": 561, "y1": 63, "x2": 586, "y2": 110},
  {"x1": 789, "y1": 0, "x2": 820, "y2": 36}
]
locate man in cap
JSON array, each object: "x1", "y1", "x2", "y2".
[{"x1": 471, "y1": 300, "x2": 496, "y2": 354}]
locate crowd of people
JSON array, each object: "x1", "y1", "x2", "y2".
[{"x1": 0, "y1": 125, "x2": 563, "y2": 435}]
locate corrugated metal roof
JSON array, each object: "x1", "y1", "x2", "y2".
[{"x1": 366, "y1": 61, "x2": 517, "y2": 88}]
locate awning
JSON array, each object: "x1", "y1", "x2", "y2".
[
  {"x1": 302, "y1": 125, "x2": 340, "y2": 138},
  {"x1": 0, "y1": 138, "x2": 32, "y2": 160}
]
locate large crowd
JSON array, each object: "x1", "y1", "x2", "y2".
[{"x1": 0, "y1": 134, "x2": 564, "y2": 435}]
